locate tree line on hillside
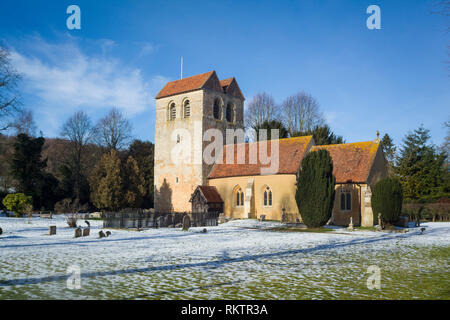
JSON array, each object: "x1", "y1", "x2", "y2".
[{"x1": 0, "y1": 109, "x2": 154, "y2": 213}]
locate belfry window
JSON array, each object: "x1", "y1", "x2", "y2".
[
  {"x1": 184, "y1": 100, "x2": 190, "y2": 118},
  {"x1": 226, "y1": 103, "x2": 233, "y2": 122},
  {"x1": 213, "y1": 98, "x2": 221, "y2": 120},
  {"x1": 263, "y1": 186, "x2": 272, "y2": 207},
  {"x1": 169, "y1": 103, "x2": 176, "y2": 120}
]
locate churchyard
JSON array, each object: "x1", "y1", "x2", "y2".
[{"x1": 0, "y1": 215, "x2": 448, "y2": 300}]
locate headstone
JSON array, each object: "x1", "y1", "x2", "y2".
[
  {"x1": 106, "y1": 231, "x2": 111, "y2": 237},
  {"x1": 281, "y1": 208, "x2": 287, "y2": 223},
  {"x1": 378, "y1": 213, "x2": 384, "y2": 230},
  {"x1": 420, "y1": 227, "x2": 426, "y2": 234},
  {"x1": 218, "y1": 213, "x2": 225, "y2": 224},
  {"x1": 260, "y1": 215, "x2": 266, "y2": 222},
  {"x1": 74, "y1": 227, "x2": 82, "y2": 238},
  {"x1": 49, "y1": 225, "x2": 56, "y2": 235},
  {"x1": 202, "y1": 228, "x2": 207, "y2": 233},
  {"x1": 0, "y1": 227, "x2": 3, "y2": 235},
  {"x1": 347, "y1": 216, "x2": 354, "y2": 231},
  {"x1": 99, "y1": 230, "x2": 106, "y2": 238},
  {"x1": 182, "y1": 215, "x2": 191, "y2": 231},
  {"x1": 82, "y1": 228, "x2": 90, "y2": 237}
]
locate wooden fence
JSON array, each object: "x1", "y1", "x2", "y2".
[{"x1": 103, "y1": 210, "x2": 219, "y2": 229}]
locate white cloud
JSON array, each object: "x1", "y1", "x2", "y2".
[{"x1": 8, "y1": 36, "x2": 167, "y2": 135}]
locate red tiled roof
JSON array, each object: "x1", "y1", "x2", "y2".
[
  {"x1": 311, "y1": 141, "x2": 380, "y2": 183},
  {"x1": 220, "y1": 78, "x2": 233, "y2": 91},
  {"x1": 208, "y1": 136, "x2": 314, "y2": 179},
  {"x1": 196, "y1": 186, "x2": 223, "y2": 203},
  {"x1": 155, "y1": 71, "x2": 215, "y2": 99}
]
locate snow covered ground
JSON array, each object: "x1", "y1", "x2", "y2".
[{"x1": 0, "y1": 215, "x2": 448, "y2": 299}]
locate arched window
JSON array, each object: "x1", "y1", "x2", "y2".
[
  {"x1": 340, "y1": 193, "x2": 346, "y2": 211},
  {"x1": 169, "y1": 103, "x2": 176, "y2": 120},
  {"x1": 340, "y1": 192, "x2": 351, "y2": 211},
  {"x1": 235, "y1": 187, "x2": 244, "y2": 207},
  {"x1": 226, "y1": 103, "x2": 233, "y2": 122},
  {"x1": 346, "y1": 193, "x2": 351, "y2": 211},
  {"x1": 263, "y1": 186, "x2": 273, "y2": 207},
  {"x1": 184, "y1": 100, "x2": 190, "y2": 118},
  {"x1": 213, "y1": 98, "x2": 221, "y2": 120}
]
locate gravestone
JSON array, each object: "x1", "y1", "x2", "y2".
[
  {"x1": 218, "y1": 213, "x2": 225, "y2": 224},
  {"x1": 82, "y1": 228, "x2": 90, "y2": 237},
  {"x1": 182, "y1": 215, "x2": 191, "y2": 231},
  {"x1": 0, "y1": 227, "x2": 3, "y2": 235},
  {"x1": 202, "y1": 228, "x2": 207, "y2": 233},
  {"x1": 260, "y1": 215, "x2": 266, "y2": 222},
  {"x1": 106, "y1": 231, "x2": 111, "y2": 237},
  {"x1": 99, "y1": 230, "x2": 106, "y2": 238},
  {"x1": 49, "y1": 225, "x2": 56, "y2": 235},
  {"x1": 378, "y1": 213, "x2": 384, "y2": 230},
  {"x1": 74, "y1": 227, "x2": 82, "y2": 238},
  {"x1": 347, "y1": 216, "x2": 354, "y2": 231}
]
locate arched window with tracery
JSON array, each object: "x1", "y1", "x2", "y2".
[
  {"x1": 234, "y1": 187, "x2": 244, "y2": 207},
  {"x1": 263, "y1": 186, "x2": 273, "y2": 207},
  {"x1": 340, "y1": 191, "x2": 351, "y2": 211}
]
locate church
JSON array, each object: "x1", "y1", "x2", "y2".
[{"x1": 154, "y1": 71, "x2": 388, "y2": 227}]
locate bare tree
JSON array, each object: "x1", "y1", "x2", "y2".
[
  {"x1": 0, "y1": 46, "x2": 21, "y2": 132},
  {"x1": 95, "y1": 107, "x2": 133, "y2": 150},
  {"x1": 281, "y1": 91, "x2": 325, "y2": 135},
  {"x1": 12, "y1": 109, "x2": 37, "y2": 137},
  {"x1": 61, "y1": 111, "x2": 94, "y2": 201},
  {"x1": 244, "y1": 92, "x2": 279, "y2": 130}
]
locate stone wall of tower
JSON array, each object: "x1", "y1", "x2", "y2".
[{"x1": 154, "y1": 88, "x2": 244, "y2": 213}]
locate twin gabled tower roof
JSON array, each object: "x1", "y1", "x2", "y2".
[{"x1": 155, "y1": 70, "x2": 245, "y2": 100}]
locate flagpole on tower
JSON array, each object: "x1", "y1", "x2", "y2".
[{"x1": 180, "y1": 56, "x2": 183, "y2": 79}]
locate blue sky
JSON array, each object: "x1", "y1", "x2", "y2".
[{"x1": 1, "y1": 0, "x2": 448, "y2": 147}]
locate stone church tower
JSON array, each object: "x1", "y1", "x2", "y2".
[{"x1": 154, "y1": 71, "x2": 245, "y2": 212}]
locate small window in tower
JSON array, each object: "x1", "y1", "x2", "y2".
[
  {"x1": 184, "y1": 100, "x2": 190, "y2": 118},
  {"x1": 176, "y1": 177, "x2": 179, "y2": 183},
  {"x1": 177, "y1": 134, "x2": 180, "y2": 143},
  {"x1": 169, "y1": 103, "x2": 176, "y2": 120}
]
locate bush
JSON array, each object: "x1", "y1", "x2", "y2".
[
  {"x1": 65, "y1": 214, "x2": 78, "y2": 228},
  {"x1": 2, "y1": 193, "x2": 33, "y2": 217},
  {"x1": 295, "y1": 149, "x2": 336, "y2": 228},
  {"x1": 372, "y1": 177, "x2": 403, "y2": 224}
]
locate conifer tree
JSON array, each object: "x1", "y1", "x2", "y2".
[
  {"x1": 90, "y1": 150, "x2": 122, "y2": 211},
  {"x1": 122, "y1": 155, "x2": 145, "y2": 208},
  {"x1": 371, "y1": 177, "x2": 403, "y2": 224},
  {"x1": 295, "y1": 149, "x2": 336, "y2": 228},
  {"x1": 396, "y1": 126, "x2": 448, "y2": 200}
]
